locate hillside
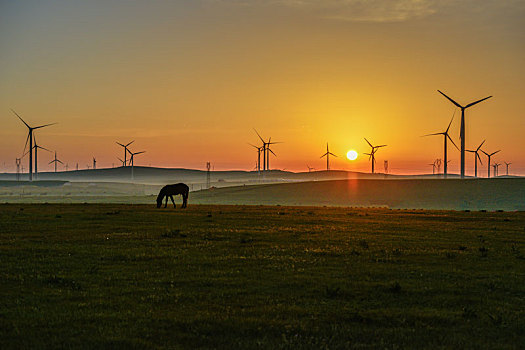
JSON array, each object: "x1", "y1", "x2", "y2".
[{"x1": 190, "y1": 178, "x2": 525, "y2": 211}]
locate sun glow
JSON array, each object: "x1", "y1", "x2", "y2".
[{"x1": 347, "y1": 150, "x2": 358, "y2": 161}]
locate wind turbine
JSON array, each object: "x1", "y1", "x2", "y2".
[
  {"x1": 307, "y1": 165, "x2": 315, "y2": 172},
  {"x1": 12, "y1": 109, "x2": 57, "y2": 181},
  {"x1": 437, "y1": 90, "x2": 492, "y2": 178},
  {"x1": 265, "y1": 138, "x2": 279, "y2": 171},
  {"x1": 253, "y1": 129, "x2": 281, "y2": 172},
  {"x1": 116, "y1": 140, "x2": 134, "y2": 166},
  {"x1": 320, "y1": 143, "x2": 337, "y2": 171},
  {"x1": 494, "y1": 163, "x2": 501, "y2": 177},
  {"x1": 93, "y1": 157, "x2": 97, "y2": 170},
  {"x1": 429, "y1": 162, "x2": 437, "y2": 175},
  {"x1": 129, "y1": 150, "x2": 145, "y2": 180},
  {"x1": 49, "y1": 151, "x2": 63, "y2": 172},
  {"x1": 423, "y1": 114, "x2": 458, "y2": 178},
  {"x1": 481, "y1": 149, "x2": 500, "y2": 178},
  {"x1": 117, "y1": 157, "x2": 125, "y2": 166},
  {"x1": 248, "y1": 143, "x2": 263, "y2": 173},
  {"x1": 504, "y1": 162, "x2": 512, "y2": 176},
  {"x1": 364, "y1": 138, "x2": 387, "y2": 174},
  {"x1": 22, "y1": 135, "x2": 51, "y2": 180},
  {"x1": 466, "y1": 140, "x2": 485, "y2": 178}
]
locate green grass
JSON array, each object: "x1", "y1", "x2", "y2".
[{"x1": 1, "y1": 204, "x2": 524, "y2": 349}]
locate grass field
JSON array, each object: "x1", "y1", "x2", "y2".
[{"x1": 1, "y1": 204, "x2": 524, "y2": 349}]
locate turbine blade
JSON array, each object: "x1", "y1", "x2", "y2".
[
  {"x1": 447, "y1": 134, "x2": 459, "y2": 150},
  {"x1": 481, "y1": 150, "x2": 489, "y2": 156},
  {"x1": 11, "y1": 109, "x2": 30, "y2": 128},
  {"x1": 446, "y1": 113, "x2": 455, "y2": 133},
  {"x1": 476, "y1": 139, "x2": 486, "y2": 151},
  {"x1": 33, "y1": 122, "x2": 57, "y2": 130},
  {"x1": 58, "y1": 160, "x2": 64, "y2": 164},
  {"x1": 364, "y1": 138, "x2": 373, "y2": 148},
  {"x1": 422, "y1": 132, "x2": 443, "y2": 137},
  {"x1": 253, "y1": 129, "x2": 265, "y2": 143},
  {"x1": 125, "y1": 140, "x2": 135, "y2": 147},
  {"x1": 22, "y1": 133, "x2": 30, "y2": 156},
  {"x1": 116, "y1": 142, "x2": 125, "y2": 147},
  {"x1": 39, "y1": 146, "x2": 52, "y2": 152},
  {"x1": 328, "y1": 152, "x2": 337, "y2": 157},
  {"x1": 134, "y1": 151, "x2": 146, "y2": 155},
  {"x1": 437, "y1": 90, "x2": 463, "y2": 108},
  {"x1": 320, "y1": 152, "x2": 328, "y2": 158},
  {"x1": 375, "y1": 145, "x2": 387, "y2": 148},
  {"x1": 491, "y1": 150, "x2": 500, "y2": 156},
  {"x1": 477, "y1": 153, "x2": 483, "y2": 165},
  {"x1": 269, "y1": 149, "x2": 276, "y2": 156},
  {"x1": 465, "y1": 96, "x2": 492, "y2": 108}
]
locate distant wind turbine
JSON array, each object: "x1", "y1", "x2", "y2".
[
  {"x1": 320, "y1": 143, "x2": 337, "y2": 171},
  {"x1": 437, "y1": 90, "x2": 492, "y2": 178},
  {"x1": 49, "y1": 151, "x2": 63, "y2": 172},
  {"x1": 423, "y1": 114, "x2": 458, "y2": 178},
  {"x1": 12, "y1": 109, "x2": 57, "y2": 181},
  {"x1": 481, "y1": 149, "x2": 500, "y2": 178},
  {"x1": 429, "y1": 162, "x2": 437, "y2": 175},
  {"x1": 466, "y1": 140, "x2": 485, "y2": 178},
  {"x1": 364, "y1": 138, "x2": 387, "y2": 174},
  {"x1": 504, "y1": 162, "x2": 512, "y2": 176},
  {"x1": 253, "y1": 129, "x2": 281, "y2": 171},
  {"x1": 248, "y1": 143, "x2": 263, "y2": 174},
  {"x1": 129, "y1": 150, "x2": 145, "y2": 180},
  {"x1": 116, "y1": 140, "x2": 134, "y2": 166}
]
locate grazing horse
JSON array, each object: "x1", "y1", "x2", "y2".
[{"x1": 157, "y1": 183, "x2": 189, "y2": 208}]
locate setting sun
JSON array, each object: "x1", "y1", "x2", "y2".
[{"x1": 347, "y1": 150, "x2": 358, "y2": 161}]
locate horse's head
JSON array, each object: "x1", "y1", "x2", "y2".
[{"x1": 156, "y1": 195, "x2": 163, "y2": 208}]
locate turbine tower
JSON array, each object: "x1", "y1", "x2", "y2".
[
  {"x1": 93, "y1": 157, "x2": 97, "y2": 170},
  {"x1": 504, "y1": 162, "x2": 512, "y2": 176},
  {"x1": 437, "y1": 90, "x2": 492, "y2": 178},
  {"x1": 481, "y1": 149, "x2": 500, "y2": 178},
  {"x1": 49, "y1": 151, "x2": 63, "y2": 172},
  {"x1": 116, "y1": 140, "x2": 134, "y2": 166},
  {"x1": 423, "y1": 114, "x2": 458, "y2": 178},
  {"x1": 364, "y1": 138, "x2": 387, "y2": 174},
  {"x1": 12, "y1": 109, "x2": 56, "y2": 181},
  {"x1": 320, "y1": 143, "x2": 337, "y2": 171},
  {"x1": 466, "y1": 140, "x2": 485, "y2": 178}
]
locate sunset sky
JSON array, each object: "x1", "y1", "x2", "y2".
[{"x1": 1, "y1": 0, "x2": 524, "y2": 174}]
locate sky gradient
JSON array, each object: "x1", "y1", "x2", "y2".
[{"x1": 1, "y1": 0, "x2": 524, "y2": 174}]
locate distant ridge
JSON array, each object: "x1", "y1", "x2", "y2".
[{"x1": 0, "y1": 165, "x2": 495, "y2": 186}]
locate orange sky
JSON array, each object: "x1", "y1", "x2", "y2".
[{"x1": 1, "y1": 1, "x2": 524, "y2": 174}]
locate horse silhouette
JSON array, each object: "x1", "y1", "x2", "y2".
[{"x1": 157, "y1": 183, "x2": 189, "y2": 208}]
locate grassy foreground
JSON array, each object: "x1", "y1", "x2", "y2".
[{"x1": 1, "y1": 204, "x2": 524, "y2": 349}]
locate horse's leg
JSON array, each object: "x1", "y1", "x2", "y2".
[
  {"x1": 182, "y1": 193, "x2": 187, "y2": 208},
  {"x1": 170, "y1": 195, "x2": 176, "y2": 208},
  {"x1": 164, "y1": 195, "x2": 168, "y2": 208}
]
